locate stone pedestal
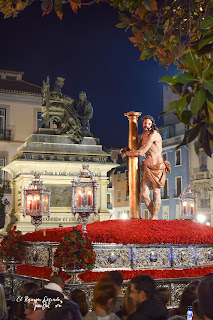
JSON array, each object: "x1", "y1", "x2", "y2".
[{"x1": 3, "y1": 134, "x2": 118, "y2": 233}]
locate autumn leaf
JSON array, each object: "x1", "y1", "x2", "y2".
[
  {"x1": 54, "y1": 0, "x2": 62, "y2": 19},
  {"x1": 135, "y1": 4, "x2": 145, "y2": 19},
  {"x1": 158, "y1": 47, "x2": 167, "y2": 57},
  {"x1": 129, "y1": 37, "x2": 137, "y2": 43},
  {"x1": 42, "y1": 0, "x2": 53, "y2": 15},
  {"x1": 70, "y1": 0, "x2": 79, "y2": 14},
  {"x1": 16, "y1": 2, "x2": 27, "y2": 11},
  {"x1": 151, "y1": 0, "x2": 157, "y2": 11}
]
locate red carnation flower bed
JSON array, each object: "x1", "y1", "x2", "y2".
[
  {"x1": 16, "y1": 264, "x2": 213, "y2": 282},
  {"x1": 16, "y1": 264, "x2": 70, "y2": 280},
  {"x1": 22, "y1": 220, "x2": 213, "y2": 245}
]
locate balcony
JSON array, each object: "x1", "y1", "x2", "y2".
[
  {"x1": 0, "y1": 129, "x2": 12, "y2": 141},
  {"x1": 193, "y1": 172, "x2": 210, "y2": 180},
  {"x1": 0, "y1": 180, "x2": 11, "y2": 194}
]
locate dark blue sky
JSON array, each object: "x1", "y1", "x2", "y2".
[{"x1": 0, "y1": 2, "x2": 178, "y2": 148}]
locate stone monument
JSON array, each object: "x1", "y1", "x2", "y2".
[
  {"x1": 41, "y1": 76, "x2": 93, "y2": 143},
  {"x1": 3, "y1": 77, "x2": 117, "y2": 233}
]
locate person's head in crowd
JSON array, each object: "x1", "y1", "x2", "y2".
[
  {"x1": 155, "y1": 286, "x2": 170, "y2": 306},
  {"x1": 93, "y1": 279, "x2": 117, "y2": 315},
  {"x1": 178, "y1": 285, "x2": 198, "y2": 316},
  {"x1": 100, "y1": 271, "x2": 124, "y2": 318},
  {"x1": 10, "y1": 281, "x2": 40, "y2": 320},
  {"x1": 168, "y1": 316, "x2": 187, "y2": 320},
  {"x1": 0, "y1": 261, "x2": 6, "y2": 273},
  {"x1": 69, "y1": 288, "x2": 88, "y2": 316},
  {"x1": 129, "y1": 275, "x2": 155, "y2": 306},
  {"x1": 45, "y1": 299, "x2": 82, "y2": 320},
  {"x1": 188, "y1": 280, "x2": 200, "y2": 287},
  {"x1": 107, "y1": 271, "x2": 123, "y2": 296},
  {"x1": 198, "y1": 274, "x2": 213, "y2": 320},
  {"x1": 0, "y1": 283, "x2": 8, "y2": 320},
  {"x1": 24, "y1": 288, "x2": 64, "y2": 320},
  {"x1": 192, "y1": 299, "x2": 205, "y2": 320},
  {"x1": 122, "y1": 286, "x2": 136, "y2": 320},
  {"x1": 46, "y1": 274, "x2": 65, "y2": 291},
  {"x1": 20, "y1": 281, "x2": 40, "y2": 298}
]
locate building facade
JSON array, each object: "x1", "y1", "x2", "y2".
[{"x1": 0, "y1": 70, "x2": 42, "y2": 229}]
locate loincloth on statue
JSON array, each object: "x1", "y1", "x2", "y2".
[{"x1": 141, "y1": 161, "x2": 171, "y2": 188}]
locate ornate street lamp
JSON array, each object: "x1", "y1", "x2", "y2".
[
  {"x1": 179, "y1": 184, "x2": 197, "y2": 220},
  {"x1": 23, "y1": 173, "x2": 51, "y2": 230},
  {"x1": 71, "y1": 165, "x2": 98, "y2": 232}
]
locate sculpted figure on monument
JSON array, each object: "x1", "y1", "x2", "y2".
[
  {"x1": 51, "y1": 76, "x2": 65, "y2": 99},
  {"x1": 73, "y1": 91, "x2": 93, "y2": 137},
  {"x1": 121, "y1": 115, "x2": 171, "y2": 220},
  {"x1": 41, "y1": 77, "x2": 83, "y2": 143}
]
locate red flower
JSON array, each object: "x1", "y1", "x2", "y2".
[
  {"x1": 0, "y1": 229, "x2": 24, "y2": 261},
  {"x1": 53, "y1": 228, "x2": 95, "y2": 271},
  {"x1": 22, "y1": 220, "x2": 213, "y2": 245},
  {"x1": 16, "y1": 265, "x2": 213, "y2": 283}
]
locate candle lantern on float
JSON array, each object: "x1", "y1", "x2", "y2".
[
  {"x1": 23, "y1": 173, "x2": 51, "y2": 231},
  {"x1": 179, "y1": 184, "x2": 197, "y2": 220},
  {"x1": 71, "y1": 165, "x2": 98, "y2": 233}
]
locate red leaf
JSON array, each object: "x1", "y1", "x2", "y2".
[
  {"x1": 158, "y1": 47, "x2": 167, "y2": 57},
  {"x1": 70, "y1": 1, "x2": 79, "y2": 14}
]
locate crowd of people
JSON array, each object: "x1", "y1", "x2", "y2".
[{"x1": 0, "y1": 271, "x2": 212, "y2": 320}]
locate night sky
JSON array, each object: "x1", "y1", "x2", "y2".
[{"x1": 0, "y1": 2, "x2": 178, "y2": 148}]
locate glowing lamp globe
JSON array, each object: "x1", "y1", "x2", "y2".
[
  {"x1": 23, "y1": 173, "x2": 51, "y2": 230},
  {"x1": 179, "y1": 185, "x2": 197, "y2": 221}
]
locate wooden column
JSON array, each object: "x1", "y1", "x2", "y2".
[{"x1": 125, "y1": 111, "x2": 141, "y2": 219}]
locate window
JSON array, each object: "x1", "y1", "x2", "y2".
[
  {"x1": 117, "y1": 190, "x2": 121, "y2": 202},
  {"x1": 175, "y1": 150, "x2": 181, "y2": 166},
  {"x1": 162, "y1": 179, "x2": 168, "y2": 199},
  {"x1": 162, "y1": 153, "x2": 167, "y2": 161},
  {"x1": 107, "y1": 193, "x2": 111, "y2": 205},
  {"x1": 6, "y1": 75, "x2": 17, "y2": 80},
  {"x1": 0, "y1": 108, "x2": 6, "y2": 139},
  {"x1": 117, "y1": 171, "x2": 121, "y2": 181},
  {"x1": 37, "y1": 112, "x2": 42, "y2": 129},
  {"x1": 143, "y1": 209, "x2": 149, "y2": 219},
  {"x1": 175, "y1": 177, "x2": 182, "y2": 197},
  {"x1": 125, "y1": 189, "x2": 129, "y2": 201},
  {"x1": 161, "y1": 128, "x2": 168, "y2": 140},
  {"x1": 0, "y1": 158, "x2": 5, "y2": 182},
  {"x1": 201, "y1": 188, "x2": 210, "y2": 207},
  {"x1": 199, "y1": 151, "x2": 207, "y2": 172},
  {"x1": 125, "y1": 170, "x2": 128, "y2": 180}
]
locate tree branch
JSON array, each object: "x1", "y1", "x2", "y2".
[{"x1": 69, "y1": 0, "x2": 109, "y2": 6}]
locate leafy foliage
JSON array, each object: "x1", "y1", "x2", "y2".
[
  {"x1": 159, "y1": 51, "x2": 213, "y2": 156},
  {"x1": 1, "y1": 0, "x2": 213, "y2": 155}
]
